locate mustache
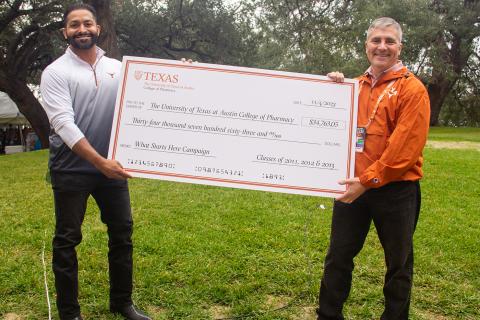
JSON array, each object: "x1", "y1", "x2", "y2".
[
  {"x1": 73, "y1": 31, "x2": 95, "y2": 38},
  {"x1": 67, "y1": 31, "x2": 99, "y2": 49}
]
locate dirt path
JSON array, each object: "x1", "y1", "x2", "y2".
[{"x1": 426, "y1": 140, "x2": 480, "y2": 150}]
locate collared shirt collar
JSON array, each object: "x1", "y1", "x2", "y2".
[
  {"x1": 365, "y1": 61, "x2": 404, "y2": 87},
  {"x1": 66, "y1": 46, "x2": 105, "y2": 67}
]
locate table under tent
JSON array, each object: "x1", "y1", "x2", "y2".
[{"x1": 0, "y1": 91, "x2": 37, "y2": 154}]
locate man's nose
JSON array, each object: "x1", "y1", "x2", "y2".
[
  {"x1": 77, "y1": 24, "x2": 87, "y2": 33},
  {"x1": 378, "y1": 41, "x2": 387, "y2": 50}
]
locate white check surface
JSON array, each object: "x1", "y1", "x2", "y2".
[{"x1": 108, "y1": 57, "x2": 358, "y2": 197}]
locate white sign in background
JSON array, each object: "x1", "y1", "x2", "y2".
[{"x1": 108, "y1": 57, "x2": 358, "y2": 197}]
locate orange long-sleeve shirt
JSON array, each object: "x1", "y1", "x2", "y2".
[{"x1": 356, "y1": 66, "x2": 430, "y2": 188}]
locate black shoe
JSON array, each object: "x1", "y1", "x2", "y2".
[
  {"x1": 67, "y1": 317, "x2": 83, "y2": 320},
  {"x1": 111, "y1": 304, "x2": 152, "y2": 320}
]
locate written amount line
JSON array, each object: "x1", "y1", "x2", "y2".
[{"x1": 125, "y1": 123, "x2": 323, "y2": 146}]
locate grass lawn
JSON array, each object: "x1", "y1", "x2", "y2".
[
  {"x1": 428, "y1": 126, "x2": 480, "y2": 142},
  {"x1": 0, "y1": 130, "x2": 479, "y2": 319}
]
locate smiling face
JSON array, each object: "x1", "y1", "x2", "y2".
[
  {"x1": 63, "y1": 9, "x2": 100, "y2": 50},
  {"x1": 365, "y1": 26, "x2": 402, "y2": 75}
]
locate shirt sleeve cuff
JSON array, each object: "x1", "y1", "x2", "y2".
[
  {"x1": 359, "y1": 174, "x2": 381, "y2": 188},
  {"x1": 56, "y1": 122, "x2": 85, "y2": 149}
]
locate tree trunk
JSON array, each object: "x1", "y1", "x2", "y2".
[
  {"x1": 427, "y1": 78, "x2": 454, "y2": 126},
  {"x1": 0, "y1": 74, "x2": 50, "y2": 148},
  {"x1": 88, "y1": 0, "x2": 121, "y2": 60},
  {"x1": 426, "y1": 0, "x2": 479, "y2": 126}
]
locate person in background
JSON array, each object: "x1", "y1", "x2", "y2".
[
  {"x1": 6, "y1": 124, "x2": 17, "y2": 145},
  {"x1": 0, "y1": 128, "x2": 5, "y2": 154}
]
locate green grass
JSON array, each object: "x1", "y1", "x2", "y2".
[
  {"x1": 428, "y1": 126, "x2": 480, "y2": 142},
  {"x1": 1, "y1": 131, "x2": 479, "y2": 319}
]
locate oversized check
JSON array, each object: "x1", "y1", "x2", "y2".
[{"x1": 108, "y1": 57, "x2": 358, "y2": 197}]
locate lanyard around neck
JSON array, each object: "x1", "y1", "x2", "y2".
[{"x1": 359, "y1": 79, "x2": 397, "y2": 129}]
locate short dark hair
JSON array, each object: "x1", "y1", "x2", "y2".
[{"x1": 63, "y1": 3, "x2": 97, "y2": 27}]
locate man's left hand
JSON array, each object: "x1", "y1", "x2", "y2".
[
  {"x1": 327, "y1": 71, "x2": 345, "y2": 82},
  {"x1": 336, "y1": 177, "x2": 368, "y2": 203}
]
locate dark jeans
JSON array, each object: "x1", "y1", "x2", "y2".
[
  {"x1": 317, "y1": 181, "x2": 421, "y2": 320},
  {"x1": 51, "y1": 172, "x2": 133, "y2": 320}
]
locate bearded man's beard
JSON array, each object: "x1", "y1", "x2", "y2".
[{"x1": 67, "y1": 32, "x2": 99, "y2": 50}]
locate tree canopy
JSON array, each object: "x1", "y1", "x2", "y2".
[
  {"x1": 1, "y1": 0, "x2": 478, "y2": 147},
  {"x1": 250, "y1": 0, "x2": 480, "y2": 126},
  {"x1": 0, "y1": 0, "x2": 64, "y2": 147}
]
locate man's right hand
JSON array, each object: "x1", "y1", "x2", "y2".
[
  {"x1": 72, "y1": 138, "x2": 132, "y2": 180},
  {"x1": 327, "y1": 71, "x2": 345, "y2": 82},
  {"x1": 95, "y1": 158, "x2": 132, "y2": 180},
  {"x1": 335, "y1": 177, "x2": 368, "y2": 203}
]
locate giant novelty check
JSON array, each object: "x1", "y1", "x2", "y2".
[{"x1": 108, "y1": 57, "x2": 359, "y2": 197}]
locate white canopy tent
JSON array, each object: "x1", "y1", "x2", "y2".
[
  {"x1": 0, "y1": 92, "x2": 32, "y2": 154},
  {"x1": 0, "y1": 91, "x2": 29, "y2": 126}
]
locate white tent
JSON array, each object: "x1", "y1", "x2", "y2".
[
  {"x1": 0, "y1": 92, "x2": 31, "y2": 154},
  {"x1": 0, "y1": 91, "x2": 29, "y2": 125}
]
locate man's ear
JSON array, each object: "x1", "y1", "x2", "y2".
[
  {"x1": 97, "y1": 25, "x2": 101, "y2": 36},
  {"x1": 62, "y1": 28, "x2": 67, "y2": 40}
]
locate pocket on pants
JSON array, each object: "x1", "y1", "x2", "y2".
[{"x1": 51, "y1": 172, "x2": 96, "y2": 192}]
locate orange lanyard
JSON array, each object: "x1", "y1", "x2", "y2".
[{"x1": 359, "y1": 79, "x2": 397, "y2": 129}]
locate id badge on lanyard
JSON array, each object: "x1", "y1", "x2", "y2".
[{"x1": 356, "y1": 127, "x2": 366, "y2": 152}]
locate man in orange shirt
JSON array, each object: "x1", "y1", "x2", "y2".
[{"x1": 317, "y1": 17, "x2": 430, "y2": 320}]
